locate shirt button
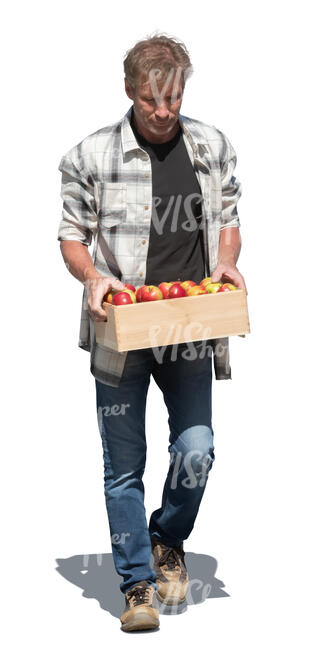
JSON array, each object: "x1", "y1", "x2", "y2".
[
  {"x1": 141, "y1": 239, "x2": 146, "y2": 245},
  {"x1": 144, "y1": 205, "x2": 149, "y2": 210},
  {"x1": 144, "y1": 173, "x2": 149, "y2": 178},
  {"x1": 139, "y1": 272, "x2": 143, "y2": 277}
]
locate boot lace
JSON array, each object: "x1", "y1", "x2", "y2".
[
  {"x1": 128, "y1": 584, "x2": 152, "y2": 606},
  {"x1": 159, "y1": 545, "x2": 185, "y2": 571}
]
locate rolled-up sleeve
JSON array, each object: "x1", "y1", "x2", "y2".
[
  {"x1": 220, "y1": 134, "x2": 242, "y2": 230},
  {"x1": 57, "y1": 155, "x2": 98, "y2": 246}
]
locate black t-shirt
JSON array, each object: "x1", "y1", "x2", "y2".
[{"x1": 130, "y1": 109, "x2": 206, "y2": 285}]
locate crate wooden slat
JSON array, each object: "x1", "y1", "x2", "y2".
[{"x1": 94, "y1": 289, "x2": 250, "y2": 352}]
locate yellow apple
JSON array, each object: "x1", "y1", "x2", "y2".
[
  {"x1": 205, "y1": 282, "x2": 222, "y2": 294},
  {"x1": 200, "y1": 277, "x2": 212, "y2": 287},
  {"x1": 186, "y1": 285, "x2": 207, "y2": 296}
]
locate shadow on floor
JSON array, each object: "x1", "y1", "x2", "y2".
[{"x1": 55, "y1": 550, "x2": 230, "y2": 619}]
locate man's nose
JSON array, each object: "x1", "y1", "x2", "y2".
[{"x1": 155, "y1": 103, "x2": 170, "y2": 119}]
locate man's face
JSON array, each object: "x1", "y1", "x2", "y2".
[{"x1": 125, "y1": 71, "x2": 184, "y2": 143}]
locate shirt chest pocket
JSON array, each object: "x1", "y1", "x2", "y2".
[{"x1": 97, "y1": 181, "x2": 127, "y2": 228}]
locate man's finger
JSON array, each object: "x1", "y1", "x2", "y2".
[
  {"x1": 88, "y1": 303, "x2": 108, "y2": 320},
  {"x1": 110, "y1": 278, "x2": 125, "y2": 291}
]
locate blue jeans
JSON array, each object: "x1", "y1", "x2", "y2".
[{"x1": 95, "y1": 340, "x2": 215, "y2": 595}]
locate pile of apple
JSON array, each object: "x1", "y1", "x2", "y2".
[{"x1": 103, "y1": 278, "x2": 238, "y2": 306}]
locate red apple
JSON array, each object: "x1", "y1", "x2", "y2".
[
  {"x1": 158, "y1": 281, "x2": 174, "y2": 299},
  {"x1": 186, "y1": 285, "x2": 207, "y2": 296},
  {"x1": 168, "y1": 283, "x2": 187, "y2": 299},
  {"x1": 122, "y1": 288, "x2": 136, "y2": 302},
  {"x1": 140, "y1": 285, "x2": 163, "y2": 301},
  {"x1": 180, "y1": 280, "x2": 197, "y2": 292},
  {"x1": 217, "y1": 283, "x2": 237, "y2": 292},
  {"x1": 113, "y1": 291, "x2": 134, "y2": 306},
  {"x1": 136, "y1": 286, "x2": 145, "y2": 302},
  {"x1": 123, "y1": 283, "x2": 136, "y2": 292}
]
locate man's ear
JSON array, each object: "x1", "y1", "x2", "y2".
[{"x1": 124, "y1": 79, "x2": 134, "y2": 100}]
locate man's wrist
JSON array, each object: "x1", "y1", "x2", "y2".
[
  {"x1": 218, "y1": 256, "x2": 237, "y2": 267},
  {"x1": 83, "y1": 267, "x2": 103, "y2": 282}
]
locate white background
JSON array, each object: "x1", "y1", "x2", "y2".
[{"x1": 2, "y1": 0, "x2": 311, "y2": 646}]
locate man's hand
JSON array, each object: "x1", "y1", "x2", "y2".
[
  {"x1": 210, "y1": 227, "x2": 247, "y2": 294},
  {"x1": 211, "y1": 263, "x2": 248, "y2": 294},
  {"x1": 84, "y1": 275, "x2": 125, "y2": 321}
]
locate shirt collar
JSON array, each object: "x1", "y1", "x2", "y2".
[{"x1": 120, "y1": 105, "x2": 209, "y2": 163}]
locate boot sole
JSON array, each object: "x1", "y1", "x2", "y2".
[{"x1": 121, "y1": 612, "x2": 160, "y2": 632}]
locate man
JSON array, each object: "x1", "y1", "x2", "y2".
[{"x1": 57, "y1": 33, "x2": 247, "y2": 632}]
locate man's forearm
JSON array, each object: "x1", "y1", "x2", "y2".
[
  {"x1": 59, "y1": 241, "x2": 102, "y2": 283},
  {"x1": 210, "y1": 226, "x2": 247, "y2": 292},
  {"x1": 217, "y1": 226, "x2": 241, "y2": 266}
]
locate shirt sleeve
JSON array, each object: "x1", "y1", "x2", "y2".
[
  {"x1": 219, "y1": 134, "x2": 242, "y2": 230},
  {"x1": 57, "y1": 155, "x2": 98, "y2": 246}
]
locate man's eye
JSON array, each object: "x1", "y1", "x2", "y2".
[{"x1": 145, "y1": 95, "x2": 182, "y2": 103}]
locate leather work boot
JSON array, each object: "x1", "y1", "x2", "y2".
[
  {"x1": 150, "y1": 535, "x2": 189, "y2": 605},
  {"x1": 120, "y1": 580, "x2": 160, "y2": 632}
]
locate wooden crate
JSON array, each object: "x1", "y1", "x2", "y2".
[{"x1": 94, "y1": 289, "x2": 250, "y2": 352}]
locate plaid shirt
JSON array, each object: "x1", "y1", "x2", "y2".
[{"x1": 57, "y1": 105, "x2": 242, "y2": 386}]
